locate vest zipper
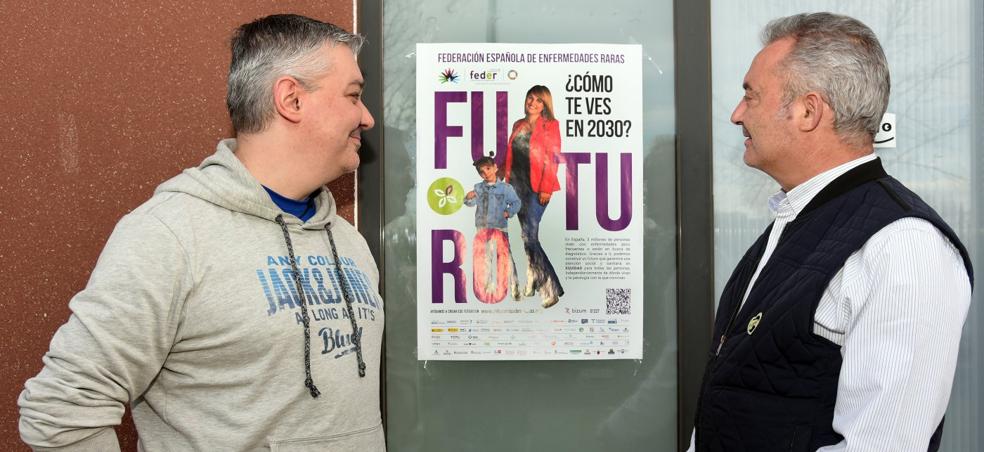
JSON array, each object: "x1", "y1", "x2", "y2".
[
  {"x1": 700, "y1": 280, "x2": 747, "y2": 450},
  {"x1": 716, "y1": 299, "x2": 743, "y2": 356},
  {"x1": 699, "y1": 227, "x2": 775, "y2": 448}
]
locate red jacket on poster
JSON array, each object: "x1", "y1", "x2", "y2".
[{"x1": 503, "y1": 118, "x2": 562, "y2": 194}]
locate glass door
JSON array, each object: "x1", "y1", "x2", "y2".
[{"x1": 378, "y1": 1, "x2": 678, "y2": 450}]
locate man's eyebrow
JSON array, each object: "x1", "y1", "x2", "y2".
[{"x1": 348, "y1": 79, "x2": 365, "y2": 90}]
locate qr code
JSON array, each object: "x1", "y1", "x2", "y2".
[{"x1": 606, "y1": 288, "x2": 631, "y2": 315}]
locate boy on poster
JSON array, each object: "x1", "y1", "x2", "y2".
[{"x1": 464, "y1": 153, "x2": 521, "y2": 304}]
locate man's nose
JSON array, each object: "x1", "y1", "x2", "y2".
[
  {"x1": 361, "y1": 102, "x2": 375, "y2": 130},
  {"x1": 730, "y1": 101, "x2": 744, "y2": 125}
]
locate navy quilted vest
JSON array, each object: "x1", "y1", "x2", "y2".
[{"x1": 695, "y1": 159, "x2": 973, "y2": 452}]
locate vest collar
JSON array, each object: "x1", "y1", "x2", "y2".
[{"x1": 800, "y1": 158, "x2": 888, "y2": 217}]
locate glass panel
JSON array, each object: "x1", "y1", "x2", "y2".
[
  {"x1": 711, "y1": 1, "x2": 983, "y2": 450},
  {"x1": 382, "y1": 1, "x2": 677, "y2": 450}
]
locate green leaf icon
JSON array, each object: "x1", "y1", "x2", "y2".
[{"x1": 427, "y1": 177, "x2": 464, "y2": 215}]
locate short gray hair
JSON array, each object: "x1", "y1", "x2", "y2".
[
  {"x1": 227, "y1": 14, "x2": 365, "y2": 134},
  {"x1": 762, "y1": 12, "x2": 890, "y2": 145}
]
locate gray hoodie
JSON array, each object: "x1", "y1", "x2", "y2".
[{"x1": 18, "y1": 139, "x2": 385, "y2": 451}]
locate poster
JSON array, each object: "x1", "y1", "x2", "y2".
[{"x1": 416, "y1": 43, "x2": 643, "y2": 360}]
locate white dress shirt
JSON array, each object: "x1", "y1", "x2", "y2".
[{"x1": 688, "y1": 154, "x2": 972, "y2": 452}]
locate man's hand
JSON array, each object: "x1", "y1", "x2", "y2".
[
  {"x1": 466, "y1": 191, "x2": 476, "y2": 200},
  {"x1": 538, "y1": 192, "x2": 551, "y2": 205}
]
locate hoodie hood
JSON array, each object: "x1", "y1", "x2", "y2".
[{"x1": 156, "y1": 138, "x2": 338, "y2": 229}]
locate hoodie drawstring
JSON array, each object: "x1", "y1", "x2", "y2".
[
  {"x1": 275, "y1": 214, "x2": 322, "y2": 398},
  {"x1": 325, "y1": 224, "x2": 368, "y2": 377},
  {"x1": 275, "y1": 215, "x2": 368, "y2": 399}
]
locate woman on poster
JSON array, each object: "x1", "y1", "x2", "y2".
[{"x1": 501, "y1": 85, "x2": 565, "y2": 308}]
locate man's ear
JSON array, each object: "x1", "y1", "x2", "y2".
[
  {"x1": 798, "y1": 91, "x2": 824, "y2": 132},
  {"x1": 273, "y1": 76, "x2": 303, "y2": 124}
]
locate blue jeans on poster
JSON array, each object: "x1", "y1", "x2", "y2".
[{"x1": 518, "y1": 191, "x2": 564, "y2": 299}]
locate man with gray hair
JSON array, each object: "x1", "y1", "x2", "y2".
[
  {"x1": 688, "y1": 12, "x2": 972, "y2": 452},
  {"x1": 19, "y1": 14, "x2": 385, "y2": 451}
]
